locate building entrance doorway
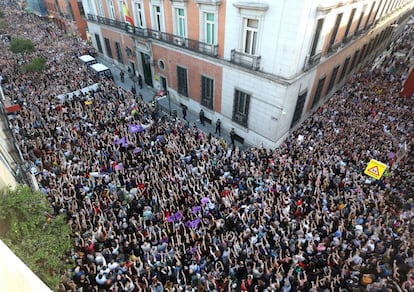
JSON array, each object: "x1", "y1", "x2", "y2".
[{"x1": 140, "y1": 52, "x2": 153, "y2": 87}]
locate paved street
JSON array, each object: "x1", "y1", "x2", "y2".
[{"x1": 96, "y1": 56, "x2": 249, "y2": 150}]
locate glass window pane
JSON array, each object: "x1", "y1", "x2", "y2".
[
  {"x1": 251, "y1": 32, "x2": 257, "y2": 55},
  {"x1": 179, "y1": 20, "x2": 184, "y2": 36},
  {"x1": 245, "y1": 31, "x2": 252, "y2": 54},
  {"x1": 238, "y1": 94, "x2": 245, "y2": 113},
  {"x1": 247, "y1": 19, "x2": 258, "y2": 28},
  {"x1": 207, "y1": 23, "x2": 213, "y2": 44}
]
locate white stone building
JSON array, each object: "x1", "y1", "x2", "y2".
[{"x1": 81, "y1": 0, "x2": 414, "y2": 148}]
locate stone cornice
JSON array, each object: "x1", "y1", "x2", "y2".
[
  {"x1": 194, "y1": 0, "x2": 222, "y2": 5},
  {"x1": 232, "y1": 2, "x2": 269, "y2": 12}
]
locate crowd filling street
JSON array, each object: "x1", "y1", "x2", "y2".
[{"x1": 0, "y1": 4, "x2": 413, "y2": 292}]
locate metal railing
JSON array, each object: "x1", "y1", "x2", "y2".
[
  {"x1": 87, "y1": 14, "x2": 218, "y2": 57},
  {"x1": 308, "y1": 53, "x2": 322, "y2": 68},
  {"x1": 230, "y1": 49, "x2": 261, "y2": 71},
  {"x1": 327, "y1": 42, "x2": 341, "y2": 55},
  {"x1": 342, "y1": 35, "x2": 352, "y2": 44}
]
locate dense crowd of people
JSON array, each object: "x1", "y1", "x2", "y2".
[{"x1": 0, "y1": 4, "x2": 413, "y2": 292}]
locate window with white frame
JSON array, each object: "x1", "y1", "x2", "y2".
[
  {"x1": 107, "y1": 0, "x2": 116, "y2": 19},
  {"x1": 243, "y1": 18, "x2": 258, "y2": 55},
  {"x1": 233, "y1": 3, "x2": 268, "y2": 56},
  {"x1": 175, "y1": 8, "x2": 186, "y2": 37},
  {"x1": 86, "y1": 0, "x2": 92, "y2": 14},
  {"x1": 134, "y1": 1, "x2": 145, "y2": 27},
  {"x1": 78, "y1": 1, "x2": 85, "y2": 16},
  {"x1": 153, "y1": 5, "x2": 163, "y2": 31},
  {"x1": 97, "y1": 0, "x2": 104, "y2": 16},
  {"x1": 205, "y1": 12, "x2": 215, "y2": 44},
  {"x1": 197, "y1": 2, "x2": 219, "y2": 46},
  {"x1": 118, "y1": 0, "x2": 124, "y2": 21}
]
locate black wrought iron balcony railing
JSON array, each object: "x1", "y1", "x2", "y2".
[
  {"x1": 342, "y1": 35, "x2": 352, "y2": 44},
  {"x1": 308, "y1": 52, "x2": 321, "y2": 67},
  {"x1": 230, "y1": 49, "x2": 261, "y2": 71},
  {"x1": 87, "y1": 14, "x2": 218, "y2": 57},
  {"x1": 327, "y1": 42, "x2": 341, "y2": 55}
]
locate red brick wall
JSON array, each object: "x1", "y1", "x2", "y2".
[
  {"x1": 153, "y1": 45, "x2": 223, "y2": 112},
  {"x1": 70, "y1": 0, "x2": 88, "y2": 40}
]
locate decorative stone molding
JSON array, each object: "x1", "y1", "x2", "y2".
[
  {"x1": 195, "y1": 0, "x2": 222, "y2": 5},
  {"x1": 149, "y1": 0, "x2": 164, "y2": 4},
  {"x1": 232, "y1": 2, "x2": 269, "y2": 11}
]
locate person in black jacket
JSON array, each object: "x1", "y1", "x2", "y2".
[
  {"x1": 199, "y1": 109, "x2": 205, "y2": 126},
  {"x1": 230, "y1": 128, "x2": 236, "y2": 146},
  {"x1": 215, "y1": 118, "x2": 221, "y2": 136}
]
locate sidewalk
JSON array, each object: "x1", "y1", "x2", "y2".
[{"x1": 96, "y1": 56, "x2": 248, "y2": 150}]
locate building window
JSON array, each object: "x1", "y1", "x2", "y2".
[
  {"x1": 343, "y1": 8, "x2": 356, "y2": 41},
  {"x1": 201, "y1": 76, "x2": 214, "y2": 109},
  {"x1": 372, "y1": 0, "x2": 383, "y2": 23},
  {"x1": 291, "y1": 90, "x2": 307, "y2": 128},
  {"x1": 94, "y1": 33, "x2": 103, "y2": 53},
  {"x1": 68, "y1": 2, "x2": 75, "y2": 20},
  {"x1": 104, "y1": 37, "x2": 113, "y2": 58},
  {"x1": 158, "y1": 59, "x2": 165, "y2": 71},
  {"x1": 134, "y1": 2, "x2": 145, "y2": 27},
  {"x1": 378, "y1": 0, "x2": 387, "y2": 20},
  {"x1": 118, "y1": 0, "x2": 124, "y2": 22},
  {"x1": 97, "y1": 0, "x2": 104, "y2": 17},
  {"x1": 339, "y1": 56, "x2": 351, "y2": 82},
  {"x1": 175, "y1": 8, "x2": 186, "y2": 37},
  {"x1": 348, "y1": 50, "x2": 360, "y2": 73},
  {"x1": 243, "y1": 18, "x2": 258, "y2": 55},
  {"x1": 153, "y1": 5, "x2": 163, "y2": 31},
  {"x1": 358, "y1": 43, "x2": 367, "y2": 65},
  {"x1": 77, "y1": 1, "x2": 85, "y2": 17},
  {"x1": 204, "y1": 12, "x2": 215, "y2": 44},
  {"x1": 383, "y1": 0, "x2": 393, "y2": 17},
  {"x1": 233, "y1": 89, "x2": 250, "y2": 127},
  {"x1": 311, "y1": 76, "x2": 326, "y2": 108},
  {"x1": 115, "y1": 41, "x2": 123, "y2": 64},
  {"x1": 328, "y1": 13, "x2": 343, "y2": 48},
  {"x1": 86, "y1": 0, "x2": 92, "y2": 13},
  {"x1": 108, "y1": 0, "x2": 116, "y2": 19},
  {"x1": 177, "y1": 66, "x2": 188, "y2": 96},
  {"x1": 327, "y1": 65, "x2": 340, "y2": 93},
  {"x1": 364, "y1": 1, "x2": 376, "y2": 30},
  {"x1": 373, "y1": 34, "x2": 380, "y2": 51},
  {"x1": 355, "y1": 5, "x2": 366, "y2": 35},
  {"x1": 365, "y1": 40, "x2": 373, "y2": 59},
  {"x1": 95, "y1": 33, "x2": 103, "y2": 54},
  {"x1": 310, "y1": 18, "x2": 324, "y2": 57}
]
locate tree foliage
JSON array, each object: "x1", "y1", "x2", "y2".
[
  {"x1": 22, "y1": 57, "x2": 46, "y2": 73},
  {"x1": 0, "y1": 185, "x2": 72, "y2": 290},
  {"x1": 9, "y1": 38, "x2": 35, "y2": 54}
]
